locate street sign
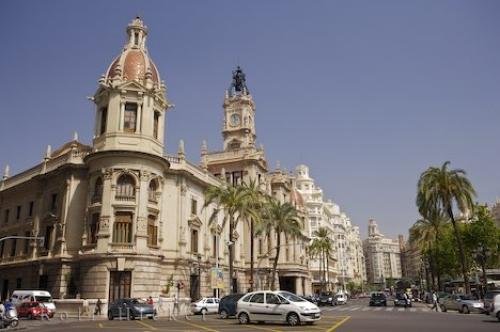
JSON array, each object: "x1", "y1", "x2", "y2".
[{"x1": 211, "y1": 267, "x2": 224, "y2": 289}]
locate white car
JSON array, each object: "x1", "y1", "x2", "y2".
[
  {"x1": 236, "y1": 290, "x2": 321, "y2": 326},
  {"x1": 335, "y1": 294, "x2": 348, "y2": 305},
  {"x1": 191, "y1": 297, "x2": 219, "y2": 314}
]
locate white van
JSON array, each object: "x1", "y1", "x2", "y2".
[{"x1": 11, "y1": 290, "x2": 56, "y2": 313}]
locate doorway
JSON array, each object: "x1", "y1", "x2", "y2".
[
  {"x1": 190, "y1": 274, "x2": 200, "y2": 300},
  {"x1": 109, "y1": 271, "x2": 131, "y2": 302}
]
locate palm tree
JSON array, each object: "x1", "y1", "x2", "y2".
[
  {"x1": 241, "y1": 180, "x2": 265, "y2": 292},
  {"x1": 258, "y1": 198, "x2": 302, "y2": 290},
  {"x1": 309, "y1": 227, "x2": 333, "y2": 291},
  {"x1": 204, "y1": 184, "x2": 259, "y2": 294},
  {"x1": 409, "y1": 209, "x2": 448, "y2": 290},
  {"x1": 416, "y1": 161, "x2": 476, "y2": 294}
]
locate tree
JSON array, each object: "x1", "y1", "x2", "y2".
[
  {"x1": 204, "y1": 184, "x2": 259, "y2": 294},
  {"x1": 258, "y1": 198, "x2": 302, "y2": 290},
  {"x1": 309, "y1": 227, "x2": 334, "y2": 292},
  {"x1": 417, "y1": 161, "x2": 476, "y2": 294},
  {"x1": 409, "y1": 208, "x2": 448, "y2": 290},
  {"x1": 463, "y1": 204, "x2": 500, "y2": 295},
  {"x1": 241, "y1": 180, "x2": 265, "y2": 292}
]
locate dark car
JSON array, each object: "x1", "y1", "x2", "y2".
[
  {"x1": 393, "y1": 293, "x2": 411, "y2": 307},
  {"x1": 218, "y1": 294, "x2": 244, "y2": 319},
  {"x1": 108, "y1": 298, "x2": 156, "y2": 320},
  {"x1": 318, "y1": 292, "x2": 335, "y2": 306},
  {"x1": 369, "y1": 293, "x2": 387, "y2": 306},
  {"x1": 302, "y1": 295, "x2": 319, "y2": 305}
]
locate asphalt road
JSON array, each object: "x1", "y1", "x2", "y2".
[{"x1": 10, "y1": 299, "x2": 500, "y2": 332}]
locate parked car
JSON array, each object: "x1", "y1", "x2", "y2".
[
  {"x1": 236, "y1": 290, "x2": 321, "y2": 326},
  {"x1": 107, "y1": 298, "x2": 156, "y2": 320},
  {"x1": 393, "y1": 293, "x2": 411, "y2": 307},
  {"x1": 218, "y1": 294, "x2": 244, "y2": 319},
  {"x1": 369, "y1": 293, "x2": 387, "y2": 306},
  {"x1": 191, "y1": 297, "x2": 220, "y2": 315},
  {"x1": 335, "y1": 294, "x2": 348, "y2": 305},
  {"x1": 17, "y1": 301, "x2": 52, "y2": 319},
  {"x1": 318, "y1": 292, "x2": 335, "y2": 306},
  {"x1": 483, "y1": 291, "x2": 500, "y2": 320},
  {"x1": 302, "y1": 295, "x2": 319, "y2": 305},
  {"x1": 440, "y1": 294, "x2": 484, "y2": 314}
]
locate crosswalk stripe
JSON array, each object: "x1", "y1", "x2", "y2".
[
  {"x1": 361, "y1": 307, "x2": 371, "y2": 311},
  {"x1": 350, "y1": 306, "x2": 360, "y2": 311},
  {"x1": 410, "y1": 308, "x2": 417, "y2": 312},
  {"x1": 386, "y1": 307, "x2": 394, "y2": 311},
  {"x1": 374, "y1": 307, "x2": 383, "y2": 311},
  {"x1": 397, "y1": 308, "x2": 405, "y2": 312}
]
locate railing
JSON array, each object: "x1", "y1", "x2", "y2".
[
  {"x1": 115, "y1": 194, "x2": 135, "y2": 202},
  {"x1": 165, "y1": 155, "x2": 180, "y2": 164},
  {"x1": 91, "y1": 194, "x2": 102, "y2": 204},
  {"x1": 110, "y1": 243, "x2": 134, "y2": 250}
]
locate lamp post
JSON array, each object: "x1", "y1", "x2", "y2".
[{"x1": 197, "y1": 253, "x2": 202, "y2": 300}]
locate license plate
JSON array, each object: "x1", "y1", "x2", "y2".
[{"x1": 314, "y1": 313, "x2": 320, "y2": 318}]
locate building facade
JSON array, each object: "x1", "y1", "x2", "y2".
[
  {"x1": 363, "y1": 219, "x2": 402, "y2": 286},
  {"x1": 0, "y1": 18, "x2": 312, "y2": 302}
]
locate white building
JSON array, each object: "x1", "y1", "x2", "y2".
[
  {"x1": 363, "y1": 219, "x2": 402, "y2": 286},
  {"x1": 294, "y1": 165, "x2": 365, "y2": 292}
]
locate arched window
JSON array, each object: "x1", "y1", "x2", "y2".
[
  {"x1": 116, "y1": 174, "x2": 136, "y2": 201},
  {"x1": 92, "y1": 177, "x2": 103, "y2": 203},
  {"x1": 147, "y1": 215, "x2": 158, "y2": 247},
  {"x1": 113, "y1": 212, "x2": 132, "y2": 243},
  {"x1": 148, "y1": 180, "x2": 158, "y2": 203}
]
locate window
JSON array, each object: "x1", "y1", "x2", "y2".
[
  {"x1": 10, "y1": 236, "x2": 17, "y2": 257},
  {"x1": 24, "y1": 231, "x2": 30, "y2": 255},
  {"x1": 100, "y1": 107, "x2": 108, "y2": 135},
  {"x1": 148, "y1": 180, "x2": 157, "y2": 203},
  {"x1": 16, "y1": 278, "x2": 21, "y2": 289},
  {"x1": 190, "y1": 229, "x2": 198, "y2": 253},
  {"x1": 191, "y1": 199, "x2": 197, "y2": 215},
  {"x1": 147, "y1": 215, "x2": 158, "y2": 246},
  {"x1": 258, "y1": 238, "x2": 263, "y2": 255},
  {"x1": 0, "y1": 241, "x2": 4, "y2": 258},
  {"x1": 249, "y1": 293, "x2": 265, "y2": 303},
  {"x1": 212, "y1": 235, "x2": 217, "y2": 258},
  {"x1": 113, "y1": 212, "x2": 133, "y2": 243},
  {"x1": 50, "y1": 193, "x2": 58, "y2": 213},
  {"x1": 116, "y1": 174, "x2": 135, "y2": 200},
  {"x1": 153, "y1": 111, "x2": 160, "y2": 139},
  {"x1": 124, "y1": 103, "x2": 137, "y2": 133},
  {"x1": 92, "y1": 177, "x2": 103, "y2": 203},
  {"x1": 134, "y1": 32, "x2": 139, "y2": 46},
  {"x1": 44, "y1": 226, "x2": 53, "y2": 250},
  {"x1": 4, "y1": 209, "x2": 9, "y2": 223},
  {"x1": 266, "y1": 293, "x2": 281, "y2": 304},
  {"x1": 16, "y1": 206, "x2": 21, "y2": 220},
  {"x1": 89, "y1": 213, "x2": 100, "y2": 244},
  {"x1": 28, "y1": 201, "x2": 34, "y2": 217}
]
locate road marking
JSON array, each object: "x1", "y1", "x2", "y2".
[
  {"x1": 349, "y1": 306, "x2": 360, "y2": 311},
  {"x1": 374, "y1": 307, "x2": 383, "y2": 311},
  {"x1": 361, "y1": 307, "x2": 371, "y2": 311},
  {"x1": 397, "y1": 308, "x2": 405, "y2": 312},
  {"x1": 410, "y1": 308, "x2": 417, "y2": 312},
  {"x1": 338, "y1": 306, "x2": 350, "y2": 311},
  {"x1": 177, "y1": 319, "x2": 220, "y2": 332},
  {"x1": 385, "y1": 307, "x2": 393, "y2": 311},
  {"x1": 135, "y1": 320, "x2": 158, "y2": 330},
  {"x1": 98, "y1": 323, "x2": 104, "y2": 328},
  {"x1": 243, "y1": 324, "x2": 282, "y2": 332},
  {"x1": 326, "y1": 315, "x2": 350, "y2": 332}
]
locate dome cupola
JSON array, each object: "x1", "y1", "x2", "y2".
[{"x1": 104, "y1": 17, "x2": 161, "y2": 86}]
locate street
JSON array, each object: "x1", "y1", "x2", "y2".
[{"x1": 11, "y1": 299, "x2": 499, "y2": 332}]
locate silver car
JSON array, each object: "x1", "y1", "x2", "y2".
[
  {"x1": 236, "y1": 291, "x2": 321, "y2": 326},
  {"x1": 440, "y1": 294, "x2": 484, "y2": 314}
]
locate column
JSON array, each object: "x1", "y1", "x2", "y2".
[
  {"x1": 96, "y1": 169, "x2": 113, "y2": 252},
  {"x1": 136, "y1": 171, "x2": 150, "y2": 253}
]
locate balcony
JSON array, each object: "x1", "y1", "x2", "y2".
[
  {"x1": 115, "y1": 194, "x2": 135, "y2": 202},
  {"x1": 91, "y1": 194, "x2": 102, "y2": 204}
]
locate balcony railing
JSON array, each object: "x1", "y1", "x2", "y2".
[{"x1": 115, "y1": 194, "x2": 135, "y2": 202}]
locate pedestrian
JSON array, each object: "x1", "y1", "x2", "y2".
[
  {"x1": 0, "y1": 300, "x2": 5, "y2": 320},
  {"x1": 94, "y1": 298, "x2": 102, "y2": 316},
  {"x1": 430, "y1": 291, "x2": 439, "y2": 312},
  {"x1": 147, "y1": 296, "x2": 154, "y2": 305}
]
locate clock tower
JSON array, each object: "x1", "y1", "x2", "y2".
[{"x1": 222, "y1": 66, "x2": 256, "y2": 151}]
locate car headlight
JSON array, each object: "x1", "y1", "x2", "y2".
[{"x1": 328, "y1": 297, "x2": 332, "y2": 301}]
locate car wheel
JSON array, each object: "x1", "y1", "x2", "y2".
[
  {"x1": 441, "y1": 305, "x2": 447, "y2": 312},
  {"x1": 219, "y1": 309, "x2": 228, "y2": 319},
  {"x1": 496, "y1": 311, "x2": 500, "y2": 321},
  {"x1": 10, "y1": 320, "x2": 19, "y2": 328},
  {"x1": 238, "y1": 312, "x2": 250, "y2": 324},
  {"x1": 201, "y1": 308, "x2": 208, "y2": 315},
  {"x1": 108, "y1": 312, "x2": 114, "y2": 320},
  {"x1": 462, "y1": 306, "x2": 469, "y2": 314},
  {"x1": 287, "y1": 312, "x2": 300, "y2": 326}
]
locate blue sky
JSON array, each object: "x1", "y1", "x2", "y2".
[{"x1": 1, "y1": 0, "x2": 499, "y2": 238}]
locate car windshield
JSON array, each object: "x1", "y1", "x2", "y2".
[
  {"x1": 458, "y1": 295, "x2": 473, "y2": 301},
  {"x1": 129, "y1": 299, "x2": 146, "y2": 304},
  {"x1": 278, "y1": 292, "x2": 305, "y2": 302},
  {"x1": 34, "y1": 296, "x2": 52, "y2": 303},
  {"x1": 372, "y1": 294, "x2": 385, "y2": 299}
]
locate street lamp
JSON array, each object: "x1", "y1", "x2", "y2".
[
  {"x1": 197, "y1": 253, "x2": 202, "y2": 300},
  {"x1": 0, "y1": 236, "x2": 44, "y2": 247}
]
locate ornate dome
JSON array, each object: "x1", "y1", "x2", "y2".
[{"x1": 104, "y1": 17, "x2": 160, "y2": 85}]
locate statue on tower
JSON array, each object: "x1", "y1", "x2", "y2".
[{"x1": 229, "y1": 66, "x2": 249, "y2": 96}]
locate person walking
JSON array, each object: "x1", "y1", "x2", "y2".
[
  {"x1": 147, "y1": 296, "x2": 154, "y2": 305},
  {"x1": 94, "y1": 299, "x2": 102, "y2": 316},
  {"x1": 430, "y1": 291, "x2": 439, "y2": 312}
]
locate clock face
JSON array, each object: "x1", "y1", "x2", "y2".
[{"x1": 230, "y1": 113, "x2": 241, "y2": 126}]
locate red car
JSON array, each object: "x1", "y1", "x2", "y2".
[{"x1": 17, "y1": 302, "x2": 53, "y2": 319}]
